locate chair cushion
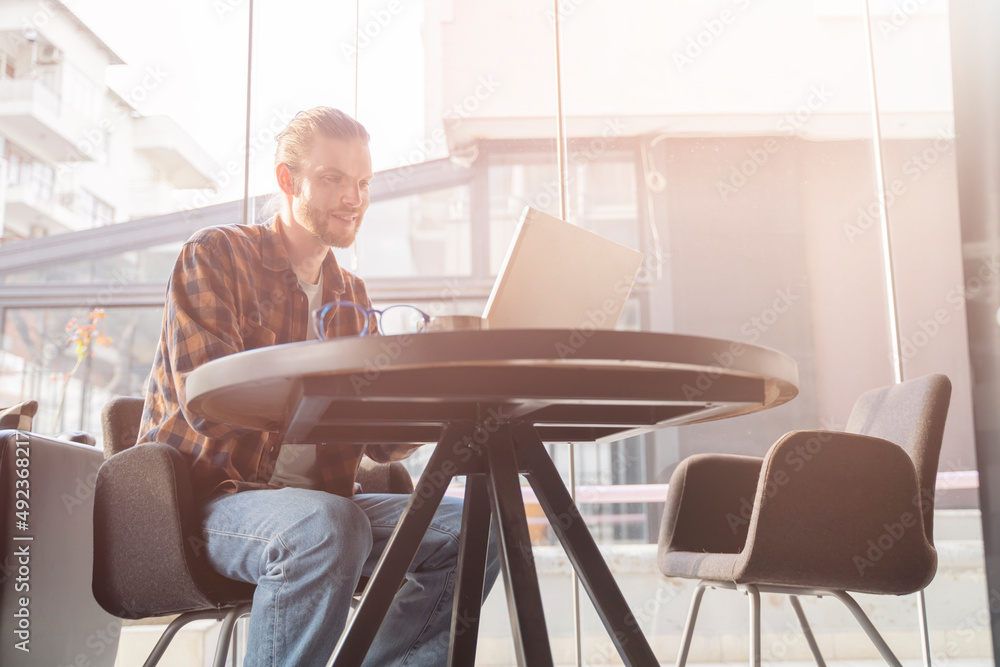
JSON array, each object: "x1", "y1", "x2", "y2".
[
  {"x1": 658, "y1": 550, "x2": 743, "y2": 583},
  {"x1": 0, "y1": 399, "x2": 37, "y2": 431},
  {"x1": 357, "y1": 458, "x2": 415, "y2": 495}
]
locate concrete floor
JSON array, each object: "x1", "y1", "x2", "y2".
[{"x1": 113, "y1": 510, "x2": 996, "y2": 667}]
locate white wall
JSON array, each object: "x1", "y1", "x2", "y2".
[{"x1": 428, "y1": 0, "x2": 954, "y2": 146}]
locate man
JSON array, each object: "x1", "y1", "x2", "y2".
[{"x1": 139, "y1": 107, "x2": 499, "y2": 666}]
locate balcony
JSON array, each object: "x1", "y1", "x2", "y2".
[
  {"x1": 131, "y1": 115, "x2": 220, "y2": 190},
  {"x1": 0, "y1": 77, "x2": 96, "y2": 164},
  {"x1": 3, "y1": 182, "x2": 83, "y2": 237}
]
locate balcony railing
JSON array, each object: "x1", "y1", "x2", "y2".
[
  {"x1": 0, "y1": 77, "x2": 61, "y2": 115},
  {"x1": 0, "y1": 77, "x2": 96, "y2": 163},
  {"x1": 3, "y1": 161, "x2": 106, "y2": 235}
]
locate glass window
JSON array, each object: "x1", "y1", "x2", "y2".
[
  {"x1": 346, "y1": 185, "x2": 474, "y2": 277},
  {"x1": 69, "y1": 189, "x2": 115, "y2": 228},
  {"x1": 0, "y1": 1, "x2": 993, "y2": 663},
  {"x1": 6, "y1": 145, "x2": 25, "y2": 185},
  {"x1": 30, "y1": 159, "x2": 54, "y2": 201},
  {"x1": 0, "y1": 306, "x2": 163, "y2": 442},
  {"x1": 3, "y1": 55, "x2": 14, "y2": 79},
  {"x1": 487, "y1": 151, "x2": 566, "y2": 277}
]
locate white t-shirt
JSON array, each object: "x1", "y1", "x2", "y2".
[{"x1": 269, "y1": 268, "x2": 323, "y2": 489}]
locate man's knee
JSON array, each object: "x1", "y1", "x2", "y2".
[
  {"x1": 277, "y1": 492, "x2": 373, "y2": 564},
  {"x1": 434, "y1": 495, "x2": 466, "y2": 552},
  {"x1": 436, "y1": 495, "x2": 465, "y2": 529}
]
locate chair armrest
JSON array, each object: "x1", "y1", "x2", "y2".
[
  {"x1": 738, "y1": 430, "x2": 936, "y2": 594},
  {"x1": 100, "y1": 396, "x2": 143, "y2": 459},
  {"x1": 658, "y1": 453, "x2": 764, "y2": 556},
  {"x1": 92, "y1": 442, "x2": 253, "y2": 618},
  {"x1": 55, "y1": 430, "x2": 97, "y2": 446}
]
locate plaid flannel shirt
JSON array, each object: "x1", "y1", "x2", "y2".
[{"x1": 138, "y1": 216, "x2": 419, "y2": 503}]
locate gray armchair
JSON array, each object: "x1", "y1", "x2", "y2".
[
  {"x1": 0, "y1": 428, "x2": 119, "y2": 667},
  {"x1": 92, "y1": 396, "x2": 414, "y2": 667},
  {"x1": 658, "y1": 373, "x2": 951, "y2": 667}
]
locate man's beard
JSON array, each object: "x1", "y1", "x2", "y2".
[{"x1": 297, "y1": 199, "x2": 362, "y2": 248}]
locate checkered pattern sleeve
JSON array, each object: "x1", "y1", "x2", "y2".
[
  {"x1": 167, "y1": 234, "x2": 255, "y2": 439},
  {"x1": 141, "y1": 219, "x2": 425, "y2": 499}
]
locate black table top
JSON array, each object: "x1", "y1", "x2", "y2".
[{"x1": 187, "y1": 329, "x2": 799, "y2": 444}]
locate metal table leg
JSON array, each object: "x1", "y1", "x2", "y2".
[
  {"x1": 331, "y1": 424, "x2": 478, "y2": 665},
  {"x1": 512, "y1": 421, "x2": 659, "y2": 667},
  {"x1": 484, "y1": 424, "x2": 554, "y2": 667},
  {"x1": 448, "y1": 472, "x2": 491, "y2": 667}
]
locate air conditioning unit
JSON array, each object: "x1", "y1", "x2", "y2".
[{"x1": 38, "y1": 45, "x2": 63, "y2": 65}]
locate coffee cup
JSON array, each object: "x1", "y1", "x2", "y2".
[{"x1": 424, "y1": 315, "x2": 489, "y2": 332}]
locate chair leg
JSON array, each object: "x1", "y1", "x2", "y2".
[
  {"x1": 676, "y1": 582, "x2": 709, "y2": 667},
  {"x1": 142, "y1": 609, "x2": 239, "y2": 667},
  {"x1": 744, "y1": 584, "x2": 761, "y2": 667},
  {"x1": 829, "y1": 590, "x2": 903, "y2": 667},
  {"x1": 230, "y1": 616, "x2": 240, "y2": 667},
  {"x1": 213, "y1": 603, "x2": 253, "y2": 667},
  {"x1": 917, "y1": 589, "x2": 932, "y2": 667},
  {"x1": 788, "y1": 596, "x2": 826, "y2": 667}
]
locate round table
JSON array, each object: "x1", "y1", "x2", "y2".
[{"x1": 188, "y1": 329, "x2": 798, "y2": 666}]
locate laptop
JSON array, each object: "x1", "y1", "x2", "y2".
[{"x1": 482, "y1": 207, "x2": 645, "y2": 330}]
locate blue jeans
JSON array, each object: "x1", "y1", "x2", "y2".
[{"x1": 200, "y1": 487, "x2": 500, "y2": 666}]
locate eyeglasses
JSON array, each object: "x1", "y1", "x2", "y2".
[{"x1": 312, "y1": 301, "x2": 431, "y2": 339}]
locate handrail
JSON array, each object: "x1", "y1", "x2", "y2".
[{"x1": 443, "y1": 470, "x2": 980, "y2": 505}]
